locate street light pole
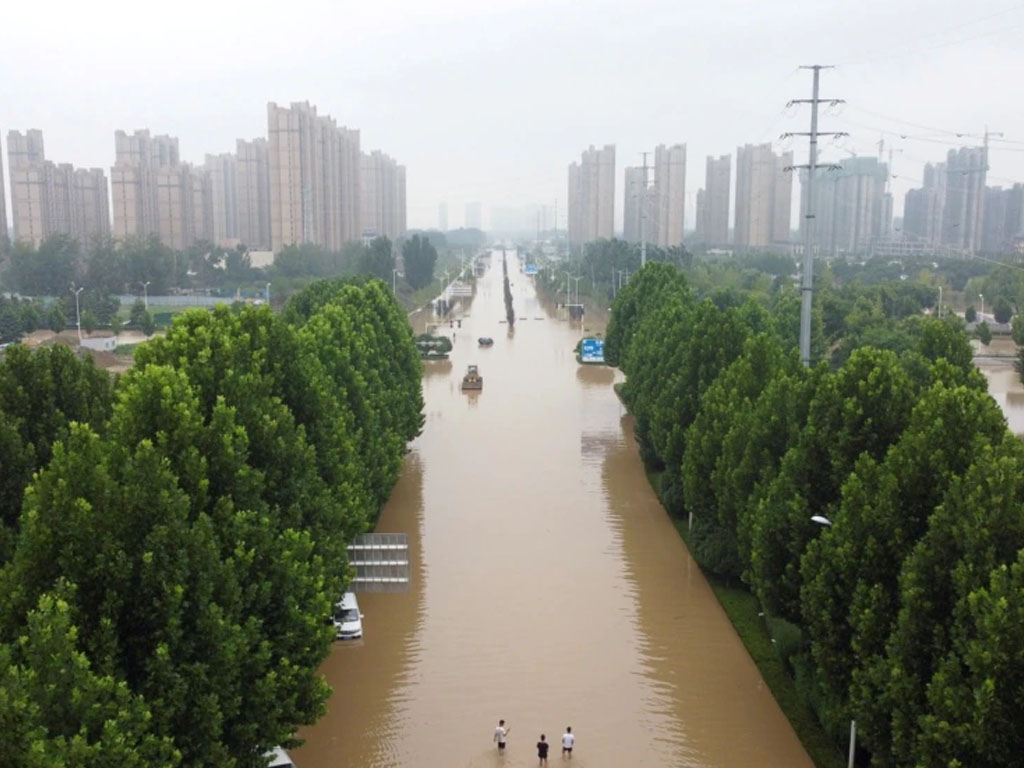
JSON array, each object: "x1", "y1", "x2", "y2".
[
  {"x1": 809, "y1": 514, "x2": 856, "y2": 765},
  {"x1": 265, "y1": 282, "x2": 271, "y2": 307},
  {"x1": 938, "y1": 286, "x2": 942, "y2": 318},
  {"x1": 142, "y1": 281, "x2": 151, "y2": 309},
  {"x1": 71, "y1": 286, "x2": 84, "y2": 342},
  {"x1": 980, "y1": 293, "x2": 985, "y2": 318},
  {"x1": 570, "y1": 275, "x2": 583, "y2": 309},
  {"x1": 392, "y1": 269, "x2": 399, "y2": 295}
]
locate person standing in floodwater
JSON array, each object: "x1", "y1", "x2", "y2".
[
  {"x1": 561, "y1": 727, "x2": 575, "y2": 758},
  {"x1": 494, "y1": 719, "x2": 510, "y2": 754},
  {"x1": 537, "y1": 734, "x2": 549, "y2": 765}
]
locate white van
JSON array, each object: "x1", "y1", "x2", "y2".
[
  {"x1": 332, "y1": 592, "x2": 363, "y2": 639},
  {"x1": 266, "y1": 746, "x2": 296, "y2": 767}
]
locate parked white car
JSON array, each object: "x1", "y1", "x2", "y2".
[
  {"x1": 332, "y1": 592, "x2": 363, "y2": 639},
  {"x1": 266, "y1": 746, "x2": 296, "y2": 767}
]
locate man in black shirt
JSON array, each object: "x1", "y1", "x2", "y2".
[{"x1": 537, "y1": 734, "x2": 549, "y2": 765}]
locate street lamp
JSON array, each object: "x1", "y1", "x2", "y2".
[
  {"x1": 71, "y1": 286, "x2": 84, "y2": 342},
  {"x1": 810, "y1": 512, "x2": 855, "y2": 767},
  {"x1": 140, "y1": 281, "x2": 151, "y2": 309},
  {"x1": 979, "y1": 293, "x2": 985, "y2": 318},
  {"x1": 392, "y1": 268, "x2": 399, "y2": 295},
  {"x1": 265, "y1": 282, "x2": 271, "y2": 307},
  {"x1": 570, "y1": 275, "x2": 583, "y2": 308}
]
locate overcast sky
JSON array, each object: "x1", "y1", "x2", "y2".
[{"x1": 3, "y1": 0, "x2": 1024, "y2": 232}]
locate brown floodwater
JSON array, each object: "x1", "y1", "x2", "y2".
[
  {"x1": 976, "y1": 339, "x2": 1024, "y2": 435},
  {"x1": 293, "y1": 252, "x2": 814, "y2": 768}
]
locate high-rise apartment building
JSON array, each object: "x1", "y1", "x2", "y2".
[
  {"x1": 704, "y1": 155, "x2": 731, "y2": 246},
  {"x1": 980, "y1": 184, "x2": 1024, "y2": 253},
  {"x1": 205, "y1": 152, "x2": 237, "y2": 245},
  {"x1": 111, "y1": 129, "x2": 181, "y2": 242},
  {"x1": 903, "y1": 162, "x2": 946, "y2": 245},
  {"x1": 568, "y1": 144, "x2": 615, "y2": 247},
  {"x1": 941, "y1": 147, "x2": 987, "y2": 254},
  {"x1": 694, "y1": 188, "x2": 707, "y2": 242},
  {"x1": 8, "y1": 130, "x2": 47, "y2": 246},
  {"x1": 465, "y1": 201, "x2": 482, "y2": 230},
  {"x1": 734, "y1": 143, "x2": 793, "y2": 248},
  {"x1": 0, "y1": 140, "x2": 7, "y2": 247},
  {"x1": 623, "y1": 166, "x2": 644, "y2": 244},
  {"x1": 623, "y1": 166, "x2": 656, "y2": 245},
  {"x1": 8, "y1": 129, "x2": 109, "y2": 247},
  {"x1": 800, "y1": 156, "x2": 889, "y2": 256},
  {"x1": 438, "y1": 202, "x2": 448, "y2": 231},
  {"x1": 236, "y1": 138, "x2": 271, "y2": 250},
  {"x1": 654, "y1": 144, "x2": 686, "y2": 247},
  {"x1": 360, "y1": 149, "x2": 406, "y2": 241},
  {"x1": 70, "y1": 168, "x2": 110, "y2": 244},
  {"x1": 267, "y1": 101, "x2": 361, "y2": 252}
]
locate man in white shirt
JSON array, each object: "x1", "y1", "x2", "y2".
[
  {"x1": 494, "y1": 719, "x2": 510, "y2": 753},
  {"x1": 561, "y1": 727, "x2": 575, "y2": 757}
]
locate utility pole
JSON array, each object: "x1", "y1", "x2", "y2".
[
  {"x1": 640, "y1": 151, "x2": 650, "y2": 268},
  {"x1": 783, "y1": 65, "x2": 845, "y2": 366},
  {"x1": 976, "y1": 126, "x2": 1003, "y2": 256}
]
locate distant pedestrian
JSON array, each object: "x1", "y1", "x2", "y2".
[
  {"x1": 561, "y1": 727, "x2": 574, "y2": 758},
  {"x1": 537, "y1": 734, "x2": 549, "y2": 765},
  {"x1": 494, "y1": 719, "x2": 510, "y2": 754}
]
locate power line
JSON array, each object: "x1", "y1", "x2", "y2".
[{"x1": 835, "y1": 2, "x2": 1024, "y2": 67}]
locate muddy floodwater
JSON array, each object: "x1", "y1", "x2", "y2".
[
  {"x1": 976, "y1": 338, "x2": 1024, "y2": 435},
  {"x1": 294, "y1": 252, "x2": 814, "y2": 768}
]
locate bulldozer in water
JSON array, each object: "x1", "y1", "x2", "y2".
[{"x1": 461, "y1": 364, "x2": 483, "y2": 391}]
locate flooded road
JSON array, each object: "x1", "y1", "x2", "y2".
[
  {"x1": 294, "y1": 252, "x2": 814, "y2": 768},
  {"x1": 977, "y1": 337, "x2": 1024, "y2": 435}
]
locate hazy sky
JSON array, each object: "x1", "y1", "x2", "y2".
[{"x1": 3, "y1": 0, "x2": 1024, "y2": 231}]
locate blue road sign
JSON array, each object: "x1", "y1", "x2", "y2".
[{"x1": 580, "y1": 337, "x2": 605, "y2": 363}]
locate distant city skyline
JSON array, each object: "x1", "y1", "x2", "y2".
[{"x1": 4, "y1": 0, "x2": 1024, "y2": 235}]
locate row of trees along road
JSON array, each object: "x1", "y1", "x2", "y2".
[
  {"x1": 0, "y1": 277, "x2": 424, "y2": 767},
  {"x1": 605, "y1": 261, "x2": 1024, "y2": 767}
]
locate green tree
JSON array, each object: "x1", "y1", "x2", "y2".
[
  {"x1": 80, "y1": 310, "x2": 97, "y2": 335},
  {"x1": 4, "y1": 235, "x2": 80, "y2": 296},
  {"x1": 85, "y1": 235, "x2": 128, "y2": 294},
  {"x1": 605, "y1": 262, "x2": 691, "y2": 367},
  {"x1": 750, "y1": 347, "x2": 916, "y2": 621},
  {"x1": 401, "y1": 235, "x2": 438, "y2": 289},
  {"x1": 799, "y1": 382, "x2": 1008, "y2": 756},
  {"x1": 356, "y1": 237, "x2": 395, "y2": 281},
  {"x1": 1012, "y1": 314, "x2": 1024, "y2": 345},
  {"x1": 965, "y1": 305, "x2": 977, "y2": 323},
  {"x1": 140, "y1": 309, "x2": 156, "y2": 336},
  {"x1": 0, "y1": 300, "x2": 22, "y2": 342},
  {"x1": 918, "y1": 551, "x2": 1024, "y2": 767},
  {"x1": 682, "y1": 331, "x2": 787, "y2": 578},
  {"x1": 975, "y1": 320, "x2": 992, "y2": 345},
  {"x1": 0, "y1": 344, "x2": 113, "y2": 562},
  {"x1": 993, "y1": 296, "x2": 1013, "y2": 324},
  {"x1": 0, "y1": 592, "x2": 180, "y2": 768},
  {"x1": 47, "y1": 304, "x2": 66, "y2": 333},
  {"x1": 129, "y1": 299, "x2": 148, "y2": 329},
  {"x1": 881, "y1": 438, "x2": 1024, "y2": 765}
]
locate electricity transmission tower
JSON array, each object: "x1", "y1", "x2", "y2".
[{"x1": 782, "y1": 65, "x2": 846, "y2": 366}]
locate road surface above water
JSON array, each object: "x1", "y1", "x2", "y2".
[{"x1": 294, "y1": 251, "x2": 814, "y2": 768}]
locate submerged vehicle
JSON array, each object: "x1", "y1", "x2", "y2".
[
  {"x1": 332, "y1": 592, "x2": 363, "y2": 639},
  {"x1": 462, "y1": 364, "x2": 483, "y2": 390},
  {"x1": 478, "y1": 336, "x2": 494, "y2": 346}
]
